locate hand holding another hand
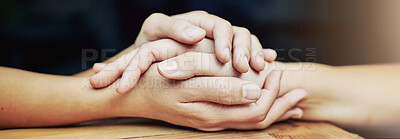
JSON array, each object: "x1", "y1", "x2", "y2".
[
  {"x1": 89, "y1": 11, "x2": 276, "y2": 94},
  {"x1": 93, "y1": 39, "x2": 306, "y2": 131}
]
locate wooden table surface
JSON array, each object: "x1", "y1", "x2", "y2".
[{"x1": 0, "y1": 118, "x2": 362, "y2": 139}]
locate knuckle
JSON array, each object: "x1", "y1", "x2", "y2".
[
  {"x1": 148, "y1": 13, "x2": 165, "y2": 20},
  {"x1": 221, "y1": 20, "x2": 232, "y2": 27},
  {"x1": 219, "y1": 88, "x2": 243, "y2": 105},
  {"x1": 217, "y1": 90, "x2": 234, "y2": 104},
  {"x1": 251, "y1": 34, "x2": 259, "y2": 40},
  {"x1": 138, "y1": 47, "x2": 155, "y2": 61},
  {"x1": 246, "y1": 106, "x2": 267, "y2": 122},
  {"x1": 141, "y1": 24, "x2": 155, "y2": 36},
  {"x1": 141, "y1": 27, "x2": 153, "y2": 36},
  {"x1": 196, "y1": 114, "x2": 220, "y2": 128},
  {"x1": 166, "y1": 19, "x2": 180, "y2": 28},
  {"x1": 237, "y1": 27, "x2": 251, "y2": 34},
  {"x1": 253, "y1": 111, "x2": 267, "y2": 122},
  {"x1": 191, "y1": 10, "x2": 208, "y2": 15},
  {"x1": 165, "y1": 18, "x2": 187, "y2": 29},
  {"x1": 142, "y1": 13, "x2": 168, "y2": 36},
  {"x1": 143, "y1": 13, "x2": 164, "y2": 26}
]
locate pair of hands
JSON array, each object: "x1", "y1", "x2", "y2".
[
  {"x1": 89, "y1": 11, "x2": 276, "y2": 93},
  {"x1": 89, "y1": 11, "x2": 306, "y2": 131}
]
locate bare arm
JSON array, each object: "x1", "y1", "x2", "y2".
[
  {"x1": 158, "y1": 53, "x2": 400, "y2": 135},
  {"x1": 0, "y1": 44, "x2": 302, "y2": 131},
  {"x1": 0, "y1": 67, "x2": 119, "y2": 129},
  {"x1": 266, "y1": 62, "x2": 400, "y2": 136}
]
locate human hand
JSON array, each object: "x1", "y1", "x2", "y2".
[
  {"x1": 101, "y1": 59, "x2": 305, "y2": 131},
  {"x1": 91, "y1": 37, "x2": 305, "y2": 130},
  {"x1": 89, "y1": 11, "x2": 277, "y2": 93}
]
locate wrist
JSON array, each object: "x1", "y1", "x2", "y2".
[
  {"x1": 89, "y1": 80, "x2": 145, "y2": 118},
  {"x1": 77, "y1": 78, "x2": 116, "y2": 119},
  {"x1": 272, "y1": 62, "x2": 340, "y2": 122},
  {"x1": 264, "y1": 62, "x2": 333, "y2": 97}
]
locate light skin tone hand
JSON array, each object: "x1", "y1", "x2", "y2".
[
  {"x1": 0, "y1": 40, "x2": 305, "y2": 130},
  {"x1": 88, "y1": 11, "x2": 274, "y2": 94},
  {"x1": 134, "y1": 44, "x2": 400, "y2": 135},
  {"x1": 2, "y1": 36, "x2": 399, "y2": 134},
  {"x1": 110, "y1": 64, "x2": 305, "y2": 131},
  {"x1": 99, "y1": 37, "x2": 400, "y2": 135},
  {"x1": 89, "y1": 38, "x2": 305, "y2": 131}
]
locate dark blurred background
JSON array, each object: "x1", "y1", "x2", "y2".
[{"x1": 1, "y1": 0, "x2": 400, "y2": 75}]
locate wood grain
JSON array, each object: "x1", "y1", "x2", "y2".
[{"x1": 0, "y1": 118, "x2": 362, "y2": 139}]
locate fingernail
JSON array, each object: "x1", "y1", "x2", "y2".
[
  {"x1": 224, "y1": 47, "x2": 230, "y2": 61},
  {"x1": 243, "y1": 56, "x2": 249, "y2": 67},
  {"x1": 185, "y1": 27, "x2": 204, "y2": 38},
  {"x1": 292, "y1": 114, "x2": 303, "y2": 119},
  {"x1": 242, "y1": 84, "x2": 261, "y2": 100},
  {"x1": 291, "y1": 110, "x2": 303, "y2": 119},
  {"x1": 256, "y1": 53, "x2": 264, "y2": 63},
  {"x1": 158, "y1": 59, "x2": 178, "y2": 74},
  {"x1": 264, "y1": 49, "x2": 277, "y2": 61}
]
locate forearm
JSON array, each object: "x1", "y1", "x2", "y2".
[
  {"x1": 274, "y1": 63, "x2": 400, "y2": 126},
  {"x1": 0, "y1": 67, "x2": 133, "y2": 129}
]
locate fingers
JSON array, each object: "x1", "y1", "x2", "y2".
[
  {"x1": 89, "y1": 50, "x2": 137, "y2": 88},
  {"x1": 115, "y1": 40, "x2": 194, "y2": 93},
  {"x1": 176, "y1": 69, "x2": 305, "y2": 131},
  {"x1": 221, "y1": 89, "x2": 306, "y2": 130},
  {"x1": 263, "y1": 48, "x2": 277, "y2": 63},
  {"x1": 255, "y1": 89, "x2": 307, "y2": 127},
  {"x1": 223, "y1": 69, "x2": 284, "y2": 123},
  {"x1": 173, "y1": 11, "x2": 234, "y2": 64},
  {"x1": 254, "y1": 69, "x2": 284, "y2": 111},
  {"x1": 187, "y1": 69, "x2": 283, "y2": 124},
  {"x1": 90, "y1": 39, "x2": 192, "y2": 91},
  {"x1": 276, "y1": 107, "x2": 303, "y2": 122},
  {"x1": 92, "y1": 63, "x2": 107, "y2": 73},
  {"x1": 137, "y1": 13, "x2": 206, "y2": 46},
  {"x1": 232, "y1": 26, "x2": 251, "y2": 73},
  {"x1": 263, "y1": 68, "x2": 283, "y2": 93},
  {"x1": 250, "y1": 35, "x2": 266, "y2": 71},
  {"x1": 180, "y1": 77, "x2": 261, "y2": 105},
  {"x1": 90, "y1": 39, "x2": 218, "y2": 91},
  {"x1": 158, "y1": 52, "x2": 239, "y2": 80}
]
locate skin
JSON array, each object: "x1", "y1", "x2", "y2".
[
  {"x1": 89, "y1": 11, "x2": 269, "y2": 94},
  {"x1": 1, "y1": 10, "x2": 398, "y2": 136},
  {"x1": 1, "y1": 37, "x2": 399, "y2": 134},
  {"x1": 0, "y1": 37, "x2": 304, "y2": 131},
  {"x1": 154, "y1": 51, "x2": 400, "y2": 135},
  {"x1": 95, "y1": 38, "x2": 400, "y2": 135},
  {"x1": 0, "y1": 11, "x2": 301, "y2": 131}
]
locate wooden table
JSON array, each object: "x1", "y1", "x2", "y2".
[{"x1": 0, "y1": 118, "x2": 362, "y2": 139}]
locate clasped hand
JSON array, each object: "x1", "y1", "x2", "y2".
[{"x1": 88, "y1": 11, "x2": 306, "y2": 131}]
